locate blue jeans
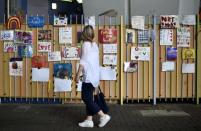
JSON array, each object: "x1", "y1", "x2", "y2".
[{"x1": 81, "y1": 82, "x2": 100, "y2": 116}]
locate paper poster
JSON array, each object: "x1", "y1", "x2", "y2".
[
  {"x1": 126, "y1": 29, "x2": 135, "y2": 43},
  {"x1": 180, "y1": 15, "x2": 196, "y2": 25},
  {"x1": 131, "y1": 16, "x2": 145, "y2": 30},
  {"x1": 27, "y1": 16, "x2": 45, "y2": 28},
  {"x1": 182, "y1": 63, "x2": 195, "y2": 73},
  {"x1": 61, "y1": 46, "x2": 80, "y2": 60},
  {"x1": 32, "y1": 55, "x2": 48, "y2": 68},
  {"x1": 100, "y1": 66, "x2": 117, "y2": 80},
  {"x1": 54, "y1": 63, "x2": 72, "y2": 79},
  {"x1": 162, "y1": 62, "x2": 175, "y2": 71},
  {"x1": 76, "y1": 81, "x2": 82, "y2": 91},
  {"x1": 14, "y1": 30, "x2": 33, "y2": 44},
  {"x1": 54, "y1": 78, "x2": 72, "y2": 92},
  {"x1": 131, "y1": 47, "x2": 150, "y2": 61},
  {"x1": 18, "y1": 45, "x2": 33, "y2": 58},
  {"x1": 48, "y1": 51, "x2": 61, "y2": 61},
  {"x1": 160, "y1": 15, "x2": 179, "y2": 29},
  {"x1": 177, "y1": 27, "x2": 190, "y2": 47},
  {"x1": 32, "y1": 68, "x2": 49, "y2": 82},
  {"x1": 54, "y1": 15, "x2": 67, "y2": 26},
  {"x1": 160, "y1": 29, "x2": 173, "y2": 45},
  {"x1": 4, "y1": 42, "x2": 17, "y2": 53},
  {"x1": 166, "y1": 47, "x2": 177, "y2": 61},
  {"x1": 0, "y1": 30, "x2": 14, "y2": 40},
  {"x1": 103, "y1": 44, "x2": 117, "y2": 54},
  {"x1": 37, "y1": 42, "x2": 52, "y2": 52},
  {"x1": 138, "y1": 30, "x2": 149, "y2": 44},
  {"x1": 182, "y1": 48, "x2": 195, "y2": 59},
  {"x1": 9, "y1": 57, "x2": 23, "y2": 76},
  {"x1": 85, "y1": 16, "x2": 95, "y2": 29},
  {"x1": 103, "y1": 55, "x2": 117, "y2": 65},
  {"x1": 59, "y1": 27, "x2": 72, "y2": 44},
  {"x1": 124, "y1": 62, "x2": 138, "y2": 72},
  {"x1": 38, "y1": 30, "x2": 51, "y2": 41},
  {"x1": 99, "y1": 28, "x2": 117, "y2": 43},
  {"x1": 7, "y1": 16, "x2": 21, "y2": 29}
]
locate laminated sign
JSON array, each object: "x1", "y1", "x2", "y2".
[
  {"x1": 32, "y1": 55, "x2": 48, "y2": 68},
  {"x1": 182, "y1": 48, "x2": 195, "y2": 59},
  {"x1": 0, "y1": 30, "x2": 14, "y2": 40},
  {"x1": 160, "y1": 15, "x2": 179, "y2": 29},
  {"x1": 27, "y1": 16, "x2": 45, "y2": 28},
  {"x1": 99, "y1": 29, "x2": 117, "y2": 43},
  {"x1": 9, "y1": 57, "x2": 23, "y2": 76},
  {"x1": 54, "y1": 16, "x2": 67, "y2": 26}
]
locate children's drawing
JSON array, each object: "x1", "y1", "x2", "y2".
[
  {"x1": 138, "y1": 30, "x2": 149, "y2": 44},
  {"x1": 38, "y1": 30, "x2": 51, "y2": 41},
  {"x1": 59, "y1": 27, "x2": 72, "y2": 44},
  {"x1": 18, "y1": 45, "x2": 33, "y2": 58},
  {"x1": 9, "y1": 57, "x2": 23, "y2": 76},
  {"x1": 160, "y1": 15, "x2": 179, "y2": 29},
  {"x1": 54, "y1": 16, "x2": 67, "y2": 26},
  {"x1": 27, "y1": 16, "x2": 45, "y2": 28},
  {"x1": 0, "y1": 30, "x2": 14, "y2": 40},
  {"x1": 166, "y1": 47, "x2": 177, "y2": 61},
  {"x1": 61, "y1": 46, "x2": 80, "y2": 60},
  {"x1": 160, "y1": 29, "x2": 173, "y2": 45},
  {"x1": 4, "y1": 42, "x2": 17, "y2": 53},
  {"x1": 124, "y1": 62, "x2": 138, "y2": 72},
  {"x1": 126, "y1": 29, "x2": 135, "y2": 43},
  {"x1": 103, "y1": 44, "x2": 117, "y2": 54},
  {"x1": 131, "y1": 47, "x2": 150, "y2": 61},
  {"x1": 14, "y1": 30, "x2": 33, "y2": 44},
  {"x1": 131, "y1": 16, "x2": 145, "y2": 30},
  {"x1": 177, "y1": 27, "x2": 190, "y2": 47},
  {"x1": 37, "y1": 42, "x2": 52, "y2": 52},
  {"x1": 54, "y1": 63, "x2": 72, "y2": 79},
  {"x1": 32, "y1": 55, "x2": 48, "y2": 68},
  {"x1": 103, "y1": 55, "x2": 117, "y2": 65},
  {"x1": 48, "y1": 51, "x2": 61, "y2": 61},
  {"x1": 182, "y1": 48, "x2": 195, "y2": 59},
  {"x1": 99, "y1": 28, "x2": 117, "y2": 43}
]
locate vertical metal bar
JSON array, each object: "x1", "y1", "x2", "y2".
[
  {"x1": 196, "y1": 14, "x2": 200, "y2": 104},
  {"x1": 120, "y1": 16, "x2": 124, "y2": 105},
  {"x1": 153, "y1": 15, "x2": 157, "y2": 105},
  {"x1": 25, "y1": 14, "x2": 28, "y2": 101}
]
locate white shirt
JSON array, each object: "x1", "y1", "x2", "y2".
[{"x1": 80, "y1": 41, "x2": 100, "y2": 87}]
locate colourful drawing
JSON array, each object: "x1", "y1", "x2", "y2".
[
  {"x1": 9, "y1": 57, "x2": 23, "y2": 76},
  {"x1": 18, "y1": 45, "x2": 33, "y2": 57},
  {"x1": 124, "y1": 62, "x2": 138, "y2": 72},
  {"x1": 54, "y1": 63, "x2": 72, "y2": 79},
  {"x1": 182, "y1": 48, "x2": 195, "y2": 59},
  {"x1": 131, "y1": 47, "x2": 150, "y2": 61},
  {"x1": 0, "y1": 30, "x2": 14, "y2": 40},
  {"x1": 48, "y1": 51, "x2": 61, "y2": 61},
  {"x1": 61, "y1": 46, "x2": 80, "y2": 60},
  {"x1": 14, "y1": 30, "x2": 33, "y2": 44},
  {"x1": 99, "y1": 28, "x2": 117, "y2": 43},
  {"x1": 177, "y1": 27, "x2": 190, "y2": 47},
  {"x1": 160, "y1": 29, "x2": 173, "y2": 45},
  {"x1": 4, "y1": 42, "x2": 17, "y2": 53},
  {"x1": 59, "y1": 27, "x2": 72, "y2": 44},
  {"x1": 166, "y1": 47, "x2": 177, "y2": 61},
  {"x1": 32, "y1": 55, "x2": 48, "y2": 68},
  {"x1": 7, "y1": 16, "x2": 21, "y2": 29},
  {"x1": 27, "y1": 16, "x2": 45, "y2": 28},
  {"x1": 54, "y1": 15, "x2": 67, "y2": 26},
  {"x1": 138, "y1": 30, "x2": 149, "y2": 44},
  {"x1": 37, "y1": 42, "x2": 51, "y2": 52}
]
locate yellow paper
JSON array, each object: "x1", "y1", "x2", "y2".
[{"x1": 182, "y1": 48, "x2": 195, "y2": 59}]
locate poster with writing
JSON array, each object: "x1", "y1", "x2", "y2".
[
  {"x1": 124, "y1": 62, "x2": 138, "y2": 72},
  {"x1": 85, "y1": 16, "x2": 95, "y2": 29},
  {"x1": 182, "y1": 63, "x2": 195, "y2": 73},
  {"x1": 54, "y1": 16, "x2": 67, "y2": 26},
  {"x1": 103, "y1": 44, "x2": 117, "y2": 54},
  {"x1": 59, "y1": 27, "x2": 72, "y2": 44},
  {"x1": 166, "y1": 47, "x2": 177, "y2": 61},
  {"x1": 9, "y1": 57, "x2": 23, "y2": 76},
  {"x1": 162, "y1": 61, "x2": 175, "y2": 71},
  {"x1": 54, "y1": 63, "x2": 72, "y2": 79},
  {"x1": 100, "y1": 66, "x2": 117, "y2": 80},
  {"x1": 38, "y1": 30, "x2": 51, "y2": 41},
  {"x1": 126, "y1": 29, "x2": 135, "y2": 43},
  {"x1": 131, "y1": 16, "x2": 145, "y2": 30},
  {"x1": 99, "y1": 28, "x2": 117, "y2": 43},
  {"x1": 4, "y1": 42, "x2": 17, "y2": 53},
  {"x1": 61, "y1": 46, "x2": 80, "y2": 60},
  {"x1": 18, "y1": 45, "x2": 33, "y2": 58},
  {"x1": 14, "y1": 30, "x2": 33, "y2": 44},
  {"x1": 37, "y1": 42, "x2": 52, "y2": 52},
  {"x1": 182, "y1": 48, "x2": 195, "y2": 59},
  {"x1": 131, "y1": 47, "x2": 150, "y2": 61},
  {"x1": 0, "y1": 30, "x2": 14, "y2": 40},
  {"x1": 177, "y1": 27, "x2": 190, "y2": 47},
  {"x1": 32, "y1": 55, "x2": 48, "y2": 68},
  {"x1": 54, "y1": 78, "x2": 72, "y2": 92},
  {"x1": 138, "y1": 30, "x2": 149, "y2": 44},
  {"x1": 160, "y1": 15, "x2": 179, "y2": 29},
  {"x1": 180, "y1": 15, "x2": 196, "y2": 25},
  {"x1": 160, "y1": 29, "x2": 173, "y2": 45},
  {"x1": 32, "y1": 68, "x2": 49, "y2": 82},
  {"x1": 48, "y1": 51, "x2": 61, "y2": 61},
  {"x1": 103, "y1": 55, "x2": 117, "y2": 65},
  {"x1": 27, "y1": 16, "x2": 45, "y2": 28}
]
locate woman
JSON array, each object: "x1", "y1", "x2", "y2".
[{"x1": 76, "y1": 25, "x2": 111, "y2": 128}]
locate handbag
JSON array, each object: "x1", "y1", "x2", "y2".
[{"x1": 94, "y1": 86, "x2": 109, "y2": 114}]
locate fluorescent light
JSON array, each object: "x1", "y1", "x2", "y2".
[
  {"x1": 77, "y1": 0, "x2": 83, "y2": 3},
  {"x1": 52, "y1": 3, "x2": 57, "y2": 10}
]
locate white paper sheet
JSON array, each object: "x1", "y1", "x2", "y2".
[
  {"x1": 103, "y1": 44, "x2": 117, "y2": 54},
  {"x1": 4, "y1": 42, "x2": 17, "y2": 53},
  {"x1": 131, "y1": 47, "x2": 150, "y2": 61},
  {"x1": 103, "y1": 55, "x2": 117, "y2": 65},
  {"x1": 32, "y1": 68, "x2": 49, "y2": 82},
  {"x1": 0, "y1": 30, "x2": 14, "y2": 40},
  {"x1": 48, "y1": 51, "x2": 61, "y2": 61},
  {"x1": 100, "y1": 66, "x2": 116, "y2": 80},
  {"x1": 162, "y1": 62, "x2": 175, "y2": 71},
  {"x1": 61, "y1": 46, "x2": 80, "y2": 60},
  {"x1": 9, "y1": 61, "x2": 23, "y2": 76},
  {"x1": 59, "y1": 27, "x2": 72, "y2": 44},
  {"x1": 182, "y1": 63, "x2": 195, "y2": 73},
  {"x1": 131, "y1": 16, "x2": 145, "y2": 30},
  {"x1": 160, "y1": 29, "x2": 173, "y2": 45},
  {"x1": 177, "y1": 27, "x2": 190, "y2": 47},
  {"x1": 160, "y1": 15, "x2": 179, "y2": 28},
  {"x1": 54, "y1": 78, "x2": 72, "y2": 92},
  {"x1": 124, "y1": 62, "x2": 138, "y2": 72},
  {"x1": 180, "y1": 15, "x2": 196, "y2": 25},
  {"x1": 37, "y1": 42, "x2": 51, "y2": 52}
]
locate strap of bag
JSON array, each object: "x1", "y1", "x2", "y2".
[{"x1": 98, "y1": 85, "x2": 102, "y2": 93}]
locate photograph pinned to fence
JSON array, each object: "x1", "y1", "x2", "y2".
[{"x1": 9, "y1": 57, "x2": 23, "y2": 76}]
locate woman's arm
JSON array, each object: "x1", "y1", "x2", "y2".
[{"x1": 76, "y1": 64, "x2": 84, "y2": 83}]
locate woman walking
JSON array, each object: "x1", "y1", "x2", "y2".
[{"x1": 76, "y1": 25, "x2": 111, "y2": 128}]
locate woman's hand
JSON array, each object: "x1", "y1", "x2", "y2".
[{"x1": 75, "y1": 74, "x2": 80, "y2": 83}]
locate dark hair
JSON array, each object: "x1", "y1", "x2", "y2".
[{"x1": 81, "y1": 25, "x2": 94, "y2": 42}]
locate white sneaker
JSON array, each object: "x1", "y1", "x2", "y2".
[
  {"x1": 78, "y1": 120, "x2": 94, "y2": 128},
  {"x1": 98, "y1": 114, "x2": 111, "y2": 127}
]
